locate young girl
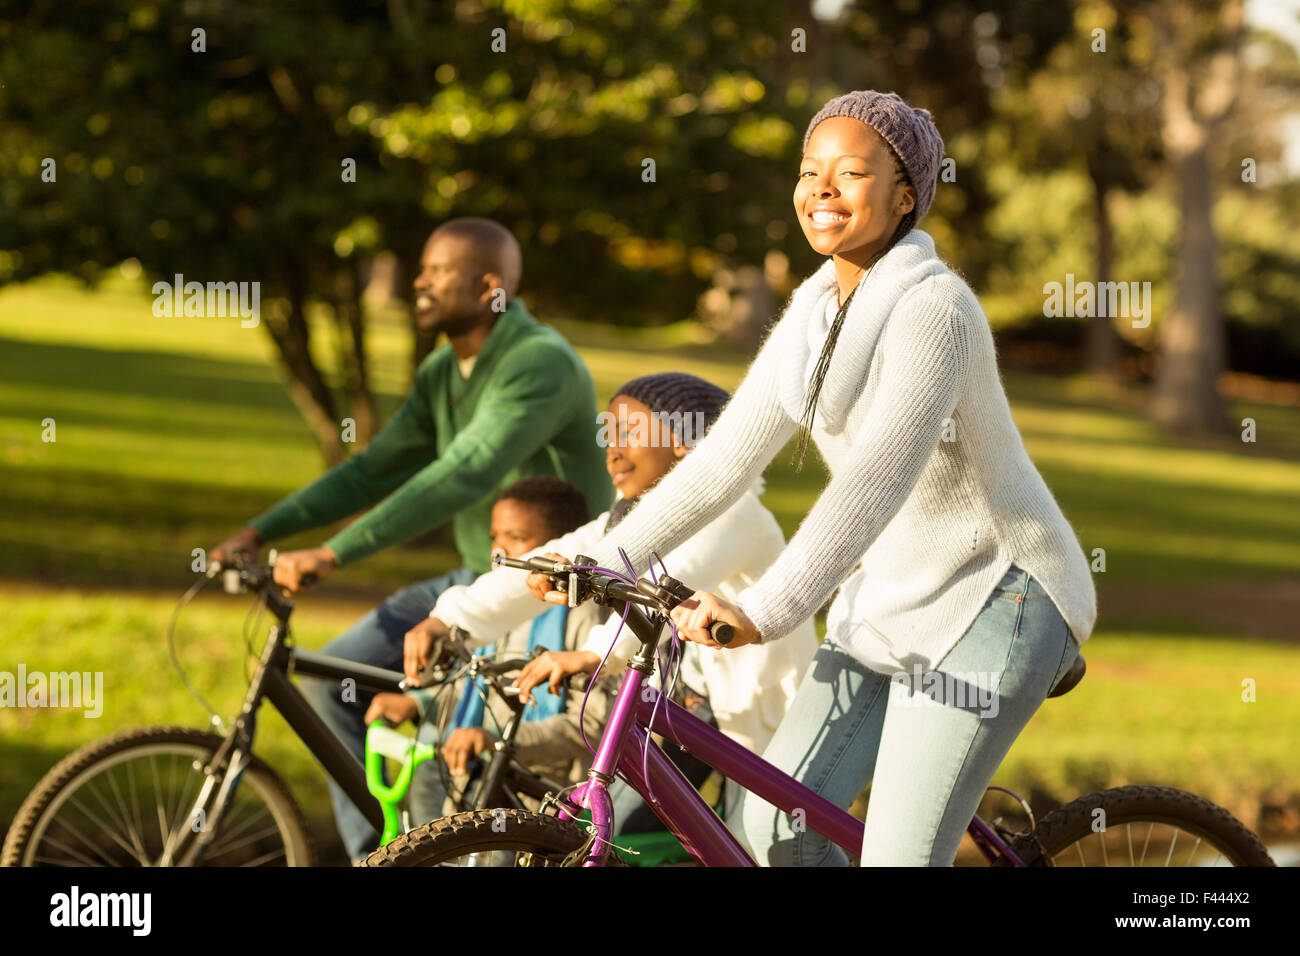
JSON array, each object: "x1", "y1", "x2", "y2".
[
  {"x1": 528, "y1": 91, "x2": 1097, "y2": 866},
  {"x1": 411, "y1": 372, "x2": 818, "y2": 826}
]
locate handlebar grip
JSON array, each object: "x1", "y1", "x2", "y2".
[
  {"x1": 710, "y1": 622, "x2": 734, "y2": 646},
  {"x1": 493, "y1": 554, "x2": 568, "y2": 575}
]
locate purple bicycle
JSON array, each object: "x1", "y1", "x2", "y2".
[{"x1": 362, "y1": 555, "x2": 1273, "y2": 868}]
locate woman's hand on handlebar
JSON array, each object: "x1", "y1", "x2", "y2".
[
  {"x1": 512, "y1": 650, "x2": 599, "y2": 704},
  {"x1": 670, "y1": 590, "x2": 761, "y2": 649},
  {"x1": 525, "y1": 552, "x2": 572, "y2": 606}
]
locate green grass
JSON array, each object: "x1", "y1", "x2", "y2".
[{"x1": 2, "y1": 272, "x2": 1298, "y2": 859}]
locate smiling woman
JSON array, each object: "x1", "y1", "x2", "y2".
[{"x1": 564, "y1": 89, "x2": 1099, "y2": 867}]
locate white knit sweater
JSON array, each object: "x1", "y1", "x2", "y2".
[{"x1": 587, "y1": 230, "x2": 1097, "y2": 675}]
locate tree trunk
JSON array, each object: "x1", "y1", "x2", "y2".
[
  {"x1": 1085, "y1": 158, "x2": 1124, "y2": 379},
  {"x1": 1148, "y1": 37, "x2": 1232, "y2": 435},
  {"x1": 334, "y1": 263, "x2": 376, "y2": 445},
  {"x1": 264, "y1": 271, "x2": 345, "y2": 465},
  {"x1": 1148, "y1": 141, "x2": 1228, "y2": 432}
]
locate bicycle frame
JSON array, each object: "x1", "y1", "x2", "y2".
[
  {"x1": 550, "y1": 602, "x2": 1028, "y2": 867},
  {"x1": 177, "y1": 579, "x2": 566, "y2": 863}
]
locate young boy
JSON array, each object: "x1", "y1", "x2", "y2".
[
  {"x1": 363, "y1": 475, "x2": 602, "y2": 826},
  {"x1": 409, "y1": 372, "x2": 819, "y2": 827}
]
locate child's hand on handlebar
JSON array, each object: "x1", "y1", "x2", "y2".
[
  {"x1": 403, "y1": 616, "x2": 453, "y2": 683},
  {"x1": 442, "y1": 727, "x2": 497, "y2": 776},
  {"x1": 524, "y1": 552, "x2": 573, "y2": 606},
  {"x1": 365, "y1": 693, "x2": 419, "y2": 727},
  {"x1": 670, "y1": 590, "x2": 761, "y2": 649},
  {"x1": 512, "y1": 650, "x2": 599, "y2": 704}
]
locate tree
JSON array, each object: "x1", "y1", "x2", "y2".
[
  {"x1": 0, "y1": 1, "x2": 443, "y2": 462},
  {"x1": 1000, "y1": 2, "x2": 1161, "y2": 379}
]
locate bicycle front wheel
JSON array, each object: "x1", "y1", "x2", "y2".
[
  {"x1": 996, "y1": 785, "x2": 1274, "y2": 867},
  {"x1": 361, "y1": 809, "x2": 608, "y2": 867},
  {"x1": 2, "y1": 726, "x2": 313, "y2": 867}
]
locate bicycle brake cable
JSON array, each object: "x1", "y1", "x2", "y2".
[
  {"x1": 167, "y1": 572, "x2": 229, "y2": 734},
  {"x1": 241, "y1": 588, "x2": 268, "y2": 682}
]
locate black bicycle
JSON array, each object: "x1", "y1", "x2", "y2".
[{"x1": 1, "y1": 554, "x2": 571, "y2": 867}]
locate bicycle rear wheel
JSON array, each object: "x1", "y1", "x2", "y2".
[
  {"x1": 995, "y1": 785, "x2": 1274, "y2": 867},
  {"x1": 361, "y1": 809, "x2": 611, "y2": 867},
  {"x1": 2, "y1": 726, "x2": 313, "y2": 867}
]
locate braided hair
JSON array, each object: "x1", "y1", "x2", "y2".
[{"x1": 794, "y1": 141, "x2": 916, "y2": 472}]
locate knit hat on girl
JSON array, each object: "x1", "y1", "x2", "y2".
[
  {"x1": 802, "y1": 90, "x2": 945, "y2": 225},
  {"x1": 603, "y1": 372, "x2": 730, "y2": 532},
  {"x1": 611, "y1": 372, "x2": 730, "y2": 447}
]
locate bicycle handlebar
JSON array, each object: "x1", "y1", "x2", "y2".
[
  {"x1": 209, "y1": 553, "x2": 317, "y2": 594},
  {"x1": 492, "y1": 554, "x2": 735, "y2": 646}
]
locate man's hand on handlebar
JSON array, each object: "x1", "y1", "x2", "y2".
[
  {"x1": 512, "y1": 650, "x2": 599, "y2": 704},
  {"x1": 271, "y1": 547, "x2": 338, "y2": 593},
  {"x1": 670, "y1": 590, "x2": 761, "y2": 649},
  {"x1": 211, "y1": 526, "x2": 262, "y2": 567},
  {"x1": 524, "y1": 552, "x2": 573, "y2": 606},
  {"x1": 403, "y1": 616, "x2": 456, "y2": 684}
]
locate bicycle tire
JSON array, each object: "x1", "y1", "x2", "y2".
[
  {"x1": 2, "y1": 725, "x2": 314, "y2": 867},
  {"x1": 993, "y1": 785, "x2": 1274, "y2": 867},
  {"x1": 361, "y1": 809, "x2": 622, "y2": 867}
]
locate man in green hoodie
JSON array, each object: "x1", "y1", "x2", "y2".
[{"x1": 210, "y1": 218, "x2": 610, "y2": 860}]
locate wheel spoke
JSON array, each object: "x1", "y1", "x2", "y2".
[
  {"x1": 234, "y1": 844, "x2": 289, "y2": 867},
  {"x1": 208, "y1": 805, "x2": 270, "y2": 847},
  {"x1": 149, "y1": 752, "x2": 171, "y2": 848},
  {"x1": 208, "y1": 820, "x2": 284, "y2": 861},
  {"x1": 65, "y1": 792, "x2": 148, "y2": 864},
  {"x1": 46, "y1": 811, "x2": 125, "y2": 866},
  {"x1": 81, "y1": 774, "x2": 145, "y2": 861},
  {"x1": 102, "y1": 767, "x2": 149, "y2": 861},
  {"x1": 39, "y1": 829, "x2": 114, "y2": 867},
  {"x1": 125, "y1": 759, "x2": 150, "y2": 857},
  {"x1": 159, "y1": 757, "x2": 204, "y2": 861}
]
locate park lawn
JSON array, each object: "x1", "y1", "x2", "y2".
[{"x1": 2, "y1": 272, "x2": 1298, "y2": 857}]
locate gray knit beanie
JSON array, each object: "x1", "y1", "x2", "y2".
[{"x1": 802, "y1": 90, "x2": 945, "y2": 225}]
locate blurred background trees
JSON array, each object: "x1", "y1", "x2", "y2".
[{"x1": 2, "y1": 0, "x2": 1297, "y2": 460}]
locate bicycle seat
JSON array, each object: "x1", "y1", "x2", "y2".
[{"x1": 1047, "y1": 654, "x2": 1085, "y2": 698}]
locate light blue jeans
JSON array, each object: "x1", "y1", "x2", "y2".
[{"x1": 736, "y1": 563, "x2": 1081, "y2": 866}]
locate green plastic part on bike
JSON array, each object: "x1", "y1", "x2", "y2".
[
  {"x1": 572, "y1": 799, "x2": 725, "y2": 867},
  {"x1": 364, "y1": 721, "x2": 437, "y2": 845},
  {"x1": 614, "y1": 829, "x2": 695, "y2": 867}
]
